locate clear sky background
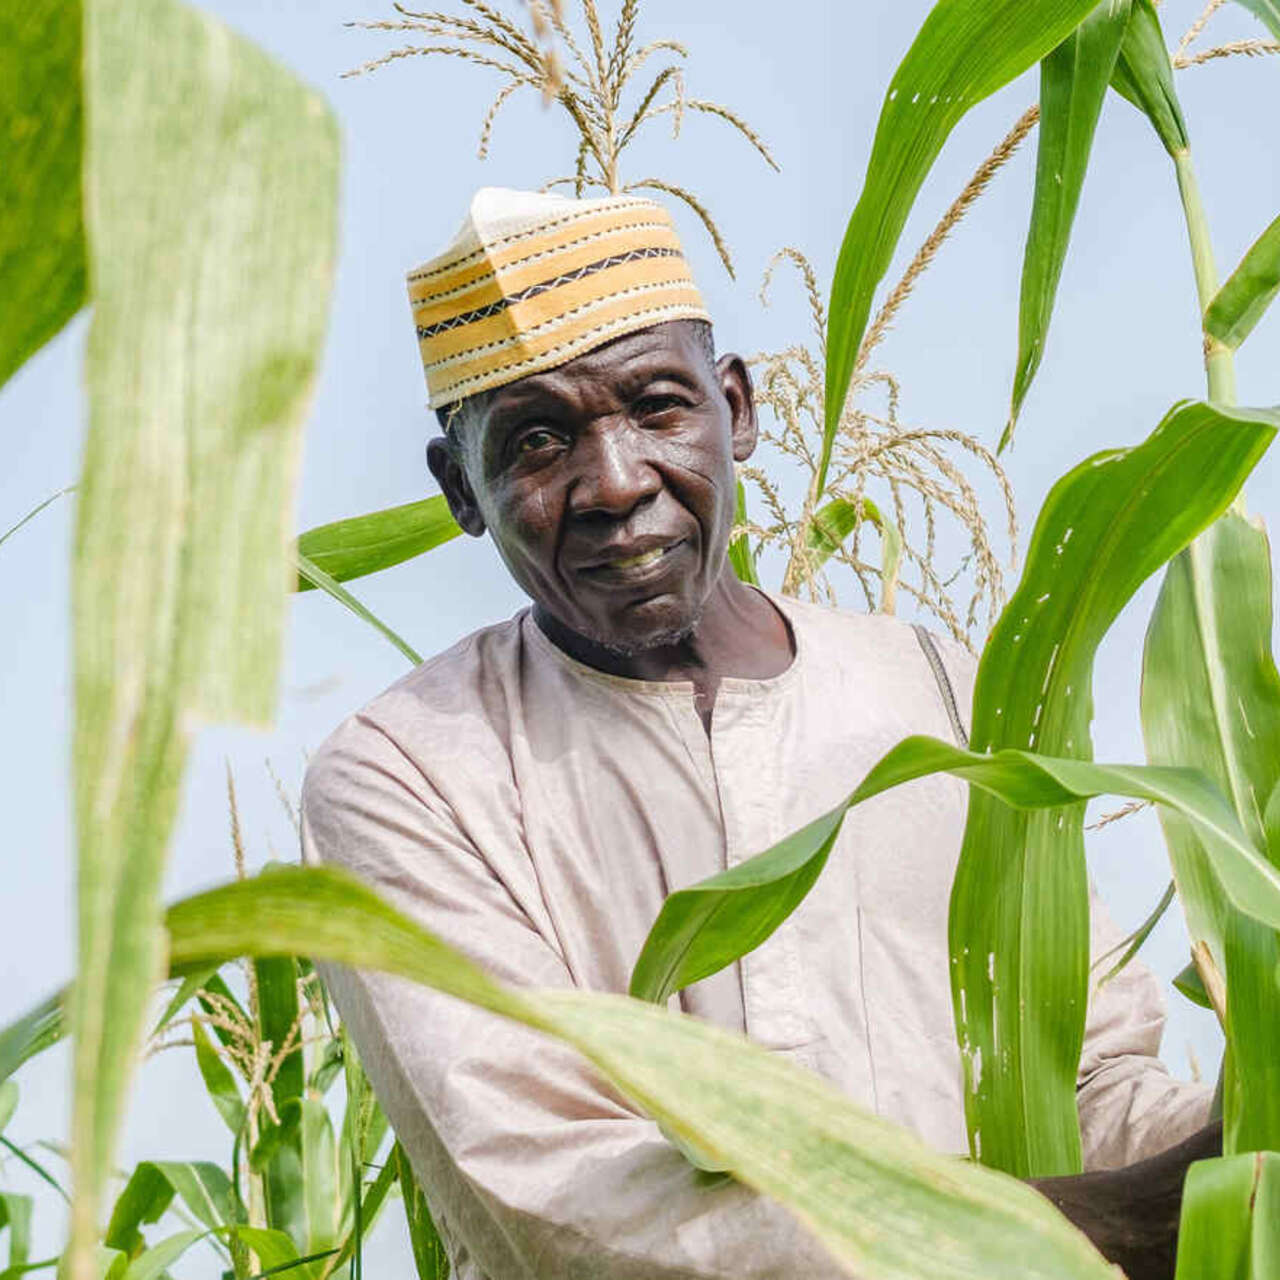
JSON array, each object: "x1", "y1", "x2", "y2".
[{"x1": 3, "y1": 0, "x2": 1278, "y2": 1267}]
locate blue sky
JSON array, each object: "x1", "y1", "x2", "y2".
[{"x1": 3, "y1": 0, "x2": 1278, "y2": 1266}]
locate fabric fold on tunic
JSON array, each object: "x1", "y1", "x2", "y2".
[{"x1": 301, "y1": 594, "x2": 1209, "y2": 1279}]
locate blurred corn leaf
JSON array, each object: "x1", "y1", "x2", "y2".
[
  {"x1": 1110, "y1": 0, "x2": 1188, "y2": 156},
  {"x1": 68, "y1": 3, "x2": 338, "y2": 1276},
  {"x1": 1174, "y1": 1151, "x2": 1280, "y2": 1279},
  {"x1": 116, "y1": 1227, "x2": 207, "y2": 1280},
  {"x1": 0, "y1": 1191, "x2": 33, "y2": 1276},
  {"x1": 0, "y1": 0, "x2": 85, "y2": 391},
  {"x1": 294, "y1": 497, "x2": 462, "y2": 592},
  {"x1": 162, "y1": 865, "x2": 1115, "y2": 1280},
  {"x1": 0, "y1": 994, "x2": 63, "y2": 1087},
  {"x1": 822, "y1": 0, "x2": 1101, "y2": 491},
  {"x1": 949, "y1": 398, "x2": 1275, "y2": 1179},
  {"x1": 1005, "y1": 0, "x2": 1132, "y2": 449},
  {"x1": 0, "y1": 1085, "x2": 16, "y2": 1137},
  {"x1": 631, "y1": 735, "x2": 1280, "y2": 1006},
  {"x1": 1231, "y1": 0, "x2": 1280, "y2": 39},
  {"x1": 1142, "y1": 510, "x2": 1280, "y2": 1155},
  {"x1": 191, "y1": 1020, "x2": 245, "y2": 1138},
  {"x1": 1205, "y1": 212, "x2": 1280, "y2": 350}
]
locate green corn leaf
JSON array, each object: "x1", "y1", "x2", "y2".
[
  {"x1": 0, "y1": 488, "x2": 75, "y2": 556},
  {"x1": 821, "y1": 0, "x2": 1102, "y2": 492},
  {"x1": 1091, "y1": 880, "x2": 1175, "y2": 988},
  {"x1": 0, "y1": 1139, "x2": 68, "y2": 1206},
  {"x1": 950, "y1": 399, "x2": 1274, "y2": 1179},
  {"x1": 1005, "y1": 0, "x2": 1132, "y2": 449},
  {"x1": 1141, "y1": 511, "x2": 1280, "y2": 1153},
  {"x1": 254, "y1": 953, "x2": 304, "y2": 1117},
  {"x1": 116, "y1": 1229, "x2": 208, "y2": 1280},
  {"x1": 190, "y1": 1021, "x2": 245, "y2": 1138},
  {"x1": 327, "y1": 1154, "x2": 399, "y2": 1279},
  {"x1": 1205, "y1": 212, "x2": 1280, "y2": 350},
  {"x1": 295, "y1": 552, "x2": 423, "y2": 667},
  {"x1": 162, "y1": 866, "x2": 1115, "y2": 1280},
  {"x1": 727, "y1": 478, "x2": 759, "y2": 587},
  {"x1": 807, "y1": 496, "x2": 902, "y2": 609},
  {"x1": 67, "y1": 4, "x2": 338, "y2": 1275},
  {"x1": 105, "y1": 1162, "x2": 238, "y2": 1255},
  {"x1": 631, "y1": 735, "x2": 1280, "y2": 1005},
  {"x1": 224, "y1": 1226, "x2": 310, "y2": 1279},
  {"x1": 0, "y1": 1084, "x2": 16, "y2": 1136},
  {"x1": 0, "y1": 0, "x2": 85, "y2": 391},
  {"x1": 1231, "y1": 0, "x2": 1280, "y2": 38},
  {"x1": 0, "y1": 995, "x2": 64, "y2": 1086},
  {"x1": 0, "y1": 1193, "x2": 33, "y2": 1274},
  {"x1": 294, "y1": 496, "x2": 462, "y2": 592},
  {"x1": 1109, "y1": 0, "x2": 1189, "y2": 156},
  {"x1": 1174, "y1": 1152, "x2": 1280, "y2": 1279},
  {"x1": 394, "y1": 1144, "x2": 449, "y2": 1280},
  {"x1": 1173, "y1": 960, "x2": 1212, "y2": 1009},
  {"x1": 296, "y1": 1100, "x2": 340, "y2": 1258}
]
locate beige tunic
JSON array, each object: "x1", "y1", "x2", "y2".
[{"x1": 301, "y1": 593, "x2": 1209, "y2": 1279}]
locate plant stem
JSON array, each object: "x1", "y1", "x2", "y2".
[{"x1": 1173, "y1": 148, "x2": 1237, "y2": 406}]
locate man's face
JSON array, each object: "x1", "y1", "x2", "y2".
[{"x1": 430, "y1": 321, "x2": 757, "y2": 654}]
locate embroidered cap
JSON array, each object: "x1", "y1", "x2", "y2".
[{"x1": 408, "y1": 187, "x2": 710, "y2": 410}]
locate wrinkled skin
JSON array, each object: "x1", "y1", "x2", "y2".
[
  {"x1": 428, "y1": 320, "x2": 793, "y2": 725},
  {"x1": 428, "y1": 318, "x2": 1217, "y2": 1276}
]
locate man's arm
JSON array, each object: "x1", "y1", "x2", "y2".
[
  {"x1": 301, "y1": 717, "x2": 846, "y2": 1280},
  {"x1": 1078, "y1": 890, "x2": 1213, "y2": 1169}
]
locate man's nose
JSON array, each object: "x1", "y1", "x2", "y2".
[{"x1": 567, "y1": 423, "x2": 661, "y2": 519}]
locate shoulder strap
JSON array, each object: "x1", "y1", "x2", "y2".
[{"x1": 911, "y1": 624, "x2": 969, "y2": 750}]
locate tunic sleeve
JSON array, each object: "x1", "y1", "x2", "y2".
[
  {"x1": 1077, "y1": 892, "x2": 1212, "y2": 1170},
  {"x1": 300, "y1": 715, "x2": 847, "y2": 1280},
  {"x1": 923, "y1": 632, "x2": 1212, "y2": 1171}
]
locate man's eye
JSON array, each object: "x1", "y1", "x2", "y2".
[
  {"x1": 634, "y1": 394, "x2": 686, "y2": 418},
  {"x1": 515, "y1": 427, "x2": 562, "y2": 456}
]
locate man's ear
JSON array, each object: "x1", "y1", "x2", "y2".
[
  {"x1": 427, "y1": 436, "x2": 487, "y2": 537},
  {"x1": 716, "y1": 353, "x2": 757, "y2": 463}
]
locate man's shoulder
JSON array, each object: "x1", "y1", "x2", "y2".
[{"x1": 303, "y1": 612, "x2": 528, "y2": 802}]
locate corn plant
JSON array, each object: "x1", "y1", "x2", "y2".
[{"x1": 7, "y1": 2, "x2": 1280, "y2": 1280}]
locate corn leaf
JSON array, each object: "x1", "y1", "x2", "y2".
[
  {"x1": 1174, "y1": 1152, "x2": 1280, "y2": 1279},
  {"x1": 1109, "y1": 0, "x2": 1188, "y2": 156},
  {"x1": 191, "y1": 1021, "x2": 245, "y2": 1138},
  {"x1": 0, "y1": 0, "x2": 85, "y2": 391},
  {"x1": 225, "y1": 1227, "x2": 305, "y2": 1278},
  {"x1": 0, "y1": 1192, "x2": 33, "y2": 1275},
  {"x1": 0, "y1": 1084, "x2": 16, "y2": 1137},
  {"x1": 294, "y1": 497, "x2": 461, "y2": 592},
  {"x1": 394, "y1": 1144, "x2": 449, "y2": 1280},
  {"x1": 104, "y1": 1162, "x2": 238, "y2": 1255},
  {"x1": 1231, "y1": 0, "x2": 1280, "y2": 38},
  {"x1": 163, "y1": 866, "x2": 1115, "y2": 1280},
  {"x1": 822, "y1": 0, "x2": 1102, "y2": 491},
  {"x1": 1205, "y1": 212, "x2": 1280, "y2": 351},
  {"x1": 295, "y1": 552, "x2": 423, "y2": 666},
  {"x1": 0, "y1": 995, "x2": 64, "y2": 1086},
  {"x1": 117, "y1": 1229, "x2": 207, "y2": 1280},
  {"x1": 1141, "y1": 511, "x2": 1280, "y2": 1154},
  {"x1": 68, "y1": 2, "x2": 338, "y2": 1273},
  {"x1": 1005, "y1": 0, "x2": 1132, "y2": 449},
  {"x1": 327, "y1": 1154, "x2": 399, "y2": 1279},
  {"x1": 631, "y1": 735, "x2": 1280, "y2": 1005},
  {"x1": 297, "y1": 1100, "x2": 340, "y2": 1258},
  {"x1": 950, "y1": 399, "x2": 1274, "y2": 1178},
  {"x1": 808, "y1": 496, "x2": 902, "y2": 609},
  {"x1": 727, "y1": 478, "x2": 759, "y2": 587}
]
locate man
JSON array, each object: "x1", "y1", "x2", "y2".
[{"x1": 302, "y1": 188, "x2": 1214, "y2": 1279}]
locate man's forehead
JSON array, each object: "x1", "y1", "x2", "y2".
[{"x1": 484, "y1": 323, "x2": 704, "y2": 412}]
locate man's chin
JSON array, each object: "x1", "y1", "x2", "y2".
[{"x1": 578, "y1": 600, "x2": 703, "y2": 659}]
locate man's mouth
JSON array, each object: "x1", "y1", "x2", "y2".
[{"x1": 579, "y1": 538, "x2": 687, "y2": 579}]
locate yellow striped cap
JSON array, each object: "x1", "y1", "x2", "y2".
[{"x1": 407, "y1": 187, "x2": 710, "y2": 410}]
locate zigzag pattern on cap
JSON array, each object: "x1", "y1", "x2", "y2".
[{"x1": 407, "y1": 188, "x2": 709, "y2": 409}]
